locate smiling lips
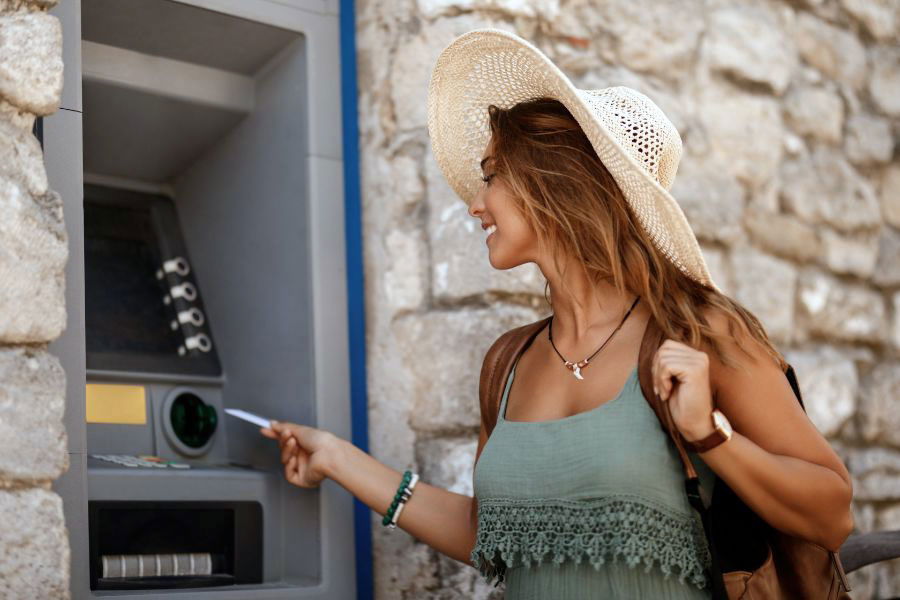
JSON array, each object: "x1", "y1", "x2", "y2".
[{"x1": 484, "y1": 223, "x2": 497, "y2": 244}]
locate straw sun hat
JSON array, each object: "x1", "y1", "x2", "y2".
[{"x1": 426, "y1": 27, "x2": 720, "y2": 293}]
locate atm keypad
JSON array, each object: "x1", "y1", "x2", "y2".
[{"x1": 90, "y1": 454, "x2": 191, "y2": 469}]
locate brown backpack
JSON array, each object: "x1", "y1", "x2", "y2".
[{"x1": 477, "y1": 315, "x2": 853, "y2": 599}]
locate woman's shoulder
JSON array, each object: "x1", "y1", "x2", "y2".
[{"x1": 483, "y1": 315, "x2": 551, "y2": 359}]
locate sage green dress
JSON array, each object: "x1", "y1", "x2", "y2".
[{"x1": 471, "y1": 354, "x2": 718, "y2": 599}]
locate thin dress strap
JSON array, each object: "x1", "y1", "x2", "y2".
[{"x1": 497, "y1": 355, "x2": 521, "y2": 422}]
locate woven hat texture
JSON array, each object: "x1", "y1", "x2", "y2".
[{"x1": 427, "y1": 27, "x2": 719, "y2": 292}]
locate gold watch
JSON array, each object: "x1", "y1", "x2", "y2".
[{"x1": 685, "y1": 409, "x2": 732, "y2": 453}]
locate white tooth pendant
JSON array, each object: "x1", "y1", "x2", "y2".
[{"x1": 564, "y1": 359, "x2": 588, "y2": 380}]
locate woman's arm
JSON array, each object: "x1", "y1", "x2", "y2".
[
  {"x1": 684, "y1": 427, "x2": 852, "y2": 551},
  {"x1": 263, "y1": 420, "x2": 489, "y2": 565},
  {"x1": 655, "y1": 308, "x2": 853, "y2": 552}
]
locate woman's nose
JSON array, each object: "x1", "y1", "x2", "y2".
[{"x1": 468, "y1": 193, "x2": 484, "y2": 218}]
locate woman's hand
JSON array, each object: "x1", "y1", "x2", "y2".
[
  {"x1": 259, "y1": 421, "x2": 341, "y2": 488},
  {"x1": 650, "y1": 339, "x2": 716, "y2": 442}
]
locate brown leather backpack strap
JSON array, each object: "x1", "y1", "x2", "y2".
[
  {"x1": 636, "y1": 316, "x2": 699, "y2": 480},
  {"x1": 478, "y1": 316, "x2": 552, "y2": 438}
]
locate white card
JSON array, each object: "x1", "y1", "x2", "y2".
[{"x1": 224, "y1": 408, "x2": 272, "y2": 429}]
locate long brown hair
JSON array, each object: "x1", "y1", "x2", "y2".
[{"x1": 485, "y1": 97, "x2": 787, "y2": 373}]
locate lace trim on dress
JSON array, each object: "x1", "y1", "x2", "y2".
[{"x1": 470, "y1": 494, "x2": 711, "y2": 590}]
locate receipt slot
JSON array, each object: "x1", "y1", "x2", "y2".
[{"x1": 45, "y1": 0, "x2": 356, "y2": 598}]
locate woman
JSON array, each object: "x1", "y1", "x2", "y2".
[{"x1": 262, "y1": 28, "x2": 854, "y2": 598}]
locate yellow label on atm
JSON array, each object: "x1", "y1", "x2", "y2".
[{"x1": 86, "y1": 384, "x2": 147, "y2": 425}]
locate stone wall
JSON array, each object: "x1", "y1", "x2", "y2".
[
  {"x1": 0, "y1": 0, "x2": 69, "y2": 598},
  {"x1": 356, "y1": 0, "x2": 900, "y2": 597}
]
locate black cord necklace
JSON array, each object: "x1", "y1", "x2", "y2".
[{"x1": 548, "y1": 295, "x2": 641, "y2": 380}]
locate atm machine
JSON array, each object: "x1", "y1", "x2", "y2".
[{"x1": 44, "y1": 0, "x2": 357, "y2": 598}]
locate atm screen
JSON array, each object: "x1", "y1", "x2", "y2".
[
  {"x1": 84, "y1": 184, "x2": 222, "y2": 376},
  {"x1": 85, "y1": 202, "x2": 181, "y2": 355}
]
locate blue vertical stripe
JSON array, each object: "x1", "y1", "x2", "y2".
[{"x1": 338, "y1": 2, "x2": 374, "y2": 599}]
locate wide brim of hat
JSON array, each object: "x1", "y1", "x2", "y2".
[{"x1": 426, "y1": 27, "x2": 719, "y2": 293}]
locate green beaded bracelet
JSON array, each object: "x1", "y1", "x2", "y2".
[{"x1": 382, "y1": 470, "x2": 414, "y2": 526}]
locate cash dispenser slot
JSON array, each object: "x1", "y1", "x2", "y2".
[{"x1": 89, "y1": 501, "x2": 262, "y2": 590}]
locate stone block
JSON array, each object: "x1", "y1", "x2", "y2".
[
  {"x1": 798, "y1": 268, "x2": 886, "y2": 344},
  {"x1": 880, "y1": 165, "x2": 900, "y2": 229},
  {"x1": 728, "y1": 244, "x2": 797, "y2": 344},
  {"x1": 839, "y1": 0, "x2": 898, "y2": 41},
  {"x1": 383, "y1": 228, "x2": 428, "y2": 311},
  {"x1": 844, "y1": 113, "x2": 894, "y2": 167},
  {"x1": 0, "y1": 488, "x2": 68, "y2": 599},
  {"x1": 703, "y1": 4, "x2": 796, "y2": 95},
  {"x1": 782, "y1": 84, "x2": 843, "y2": 144},
  {"x1": 791, "y1": 13, "x2": 867, "y2": 90},
  {"x1": 0, "y1": 177, "x2": 67, "y2": 343},
  {"x1": 818, "y1": 228, "x2": 879, "y2": 279},
  {"x1": 0, "y1": 346, "x2": 67, "y2": 482},
  {"x1": 877, "y1": 503, "x2": 900, "y2": 531},
  {"x1": 393, "y1": 305, "x2": 542, "y2": 432},
  {"x1": 0, "y1": 12, "x2": 62, "y2": 115},
  {"x1": 783, "y1": 346, "x2": 857, "y2": 437},
  {"x1": 869, "y1": 46, "x2": 900, "y2": 118},
  {"x1": 858, "y1": 362, "x2": 900, "y2": 448},
  {"x1": 873, "y1": 227, "x2": 900, "y2": 288},
  {"x1": 780, "y1": 147, "x2": 881, "y2": 233},
  {"x1": 695, "y1": 82, "x2": 783, "y2": 190},
  {"x1": 417, "y1": 436, "x2": 477, "y2": 495},
  {"x1": 0, "y1": 1, "x2": 58, "y2": 12},
  {"x1": 669, "y1": 156, "x2": 745, "y2": 244},
  {"x1": 593, "y1": 0, "x2": 704, "y2": 82},
  {"x1": 417, "y1": 0, "x2": 560, "y2": 20},
  {"x1": 847, "y1": 446, "x2": 900, "y2": 477},
  {"x1": 892, "y1": 292, "x2": 900, "y2": 352},
  {"x1": 743, "y1": 207, "x2": 821, "y2": 263},
  {"x1": 0, "y1": 116, "x2": 48, "y2": 196}
]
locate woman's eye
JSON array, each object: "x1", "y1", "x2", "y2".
[{"x1": 481, "y1": 174, "x2": 494, "y2": 185}]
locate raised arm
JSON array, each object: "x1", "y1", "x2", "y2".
[
  {"x1": 262, "y1": 420, "x2": 489, "y2": 566},
  {"x1": 653, "y1": 308, "x2": 854, "y2": 552}
]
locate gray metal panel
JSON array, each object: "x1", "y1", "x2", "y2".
[
  {"x1": 52, "y1": 453, "x2": 91, "y2": 600},
  {"x1": 82, "y1": 0, "x2": 300, "y2": 75},
  {"x1": 172, "y1": 34, "x2": 331, "y2": 590},
  {"x1": 172, "y1": 0, "x2": 338, "y2": 18},
  {"x1": 82, "y1": 80, "x2": 248, "y2": 182},
  {"x1": 299, "y1": 153, "x2": 357, "y2": 593},
  {"x1": 173, "y1": 36, "x2": 315, "y2": 472},
  {"x1": 45, "y1": 107, "x2": 86, "y2": 455},
  {"x1": 86, "y1": 422, "x2": 155, "y2": 456},
  {"x1": 166, "y1": 0, "x2": 344, "y2": 161},
  {"x1": 298, "y1": 10, "x2": 343, "y2": 161},
  {"x1": 52, "y1": 0, "x2": 83, "y2": 112}
]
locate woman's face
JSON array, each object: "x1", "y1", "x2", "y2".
[{"x1": 467, "y1": 141, "x2": 538, "y2": 269}]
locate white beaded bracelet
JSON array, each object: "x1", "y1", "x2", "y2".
[{"x1": 388, "y1": 472, "x2": 419, "y2": 528}]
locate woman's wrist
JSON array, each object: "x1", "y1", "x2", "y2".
[
  {"x1": 320, "y1": 433, "x2": 349, "y2": 480},
  {"x1": 681, "y1": 412, "x2": 716, "y2": 442}
]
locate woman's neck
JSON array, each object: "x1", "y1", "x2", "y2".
[{"x1": 539, "y1": 256, "x2": 637, "y2": 342}]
